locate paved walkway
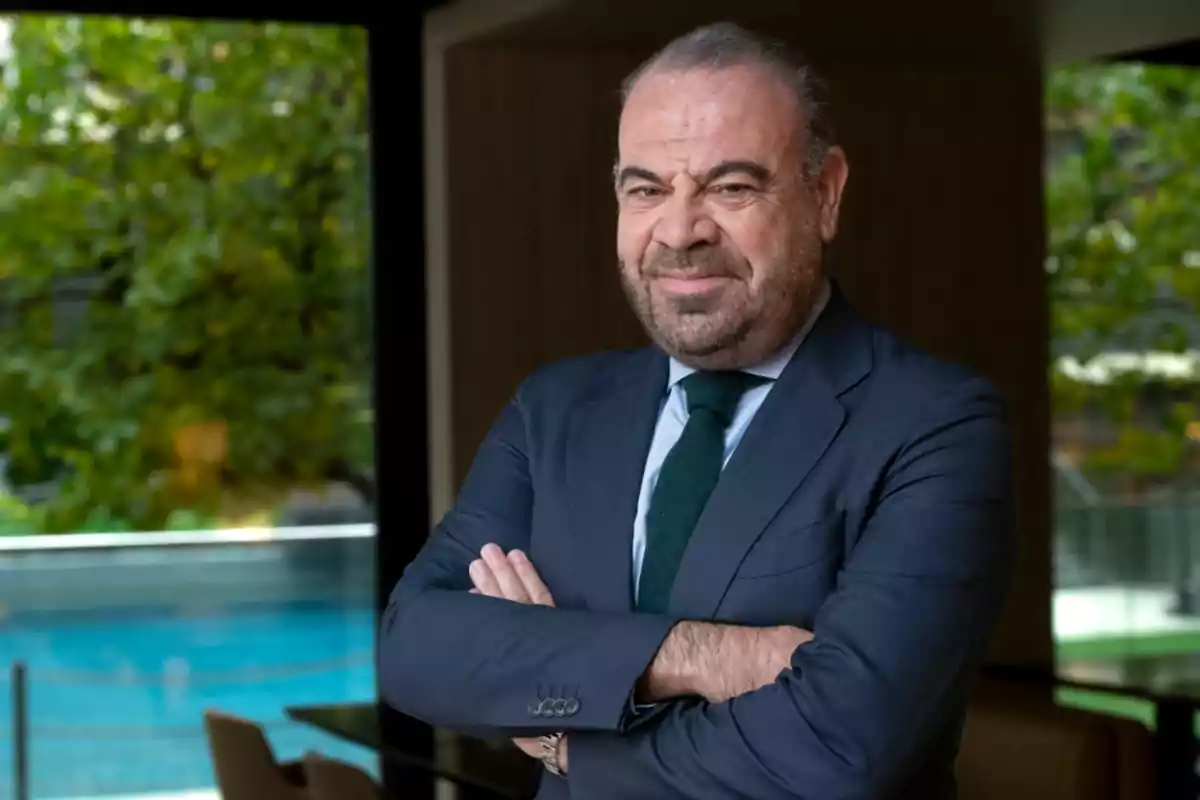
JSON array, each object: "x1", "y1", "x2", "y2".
[
  {"x1": 1055, "y1": 585, "x2": 1200, "y2": 640},
  {"x1": 56, "y1": 792, "x2": 219, "y2": 800}
]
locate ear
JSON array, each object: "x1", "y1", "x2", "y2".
[{"x1": 814, "y1": 146, "x2": 849, "y2": 242}]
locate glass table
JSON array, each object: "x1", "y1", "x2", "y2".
[{"x1": 286, "y1": 702, "x2": 540, "y2": 799}]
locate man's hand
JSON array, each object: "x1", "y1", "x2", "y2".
[
  {"x1": 469, "y1": 543, "x2": 555, "y2": 606},
  {"x1": 466, "y1": 542, "x2": 808, "y2": 766},
  {"x1": 468, "y1": 543, "x2": 564, "y2": 770},
  {"x1": 638, "y1": 621, "x2": 813, "y2": 704},
  {"x1": 508, "y1": 734, "x2": 568, "y2": 773}
]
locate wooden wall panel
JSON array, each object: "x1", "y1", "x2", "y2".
[
  {"x1": 828, "y1": 65, "x2": 1051, "y2": 668},
  {"x1": 428, "y1": 46, "x2": 1050, "y2": 668},
  {"x1": 441, "y1": 48, "x2": 648, "y2": 487}
]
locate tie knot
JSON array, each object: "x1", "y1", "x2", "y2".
[{"x1": 680, "y1": 371, "x2": 765, "y2": 425}]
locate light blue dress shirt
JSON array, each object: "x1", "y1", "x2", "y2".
[{"x1": 631, "y1": 279, "x2": 832, "y2": 602}]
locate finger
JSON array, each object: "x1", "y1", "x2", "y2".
[
  {"x1": 481, "y1": 544, "x2": 532, "y2": 603},
  {"x1": 468, "y1": 558, "x2": 503, "y2": 598},
  {"x1": 507, "y1": 550, "x2": 555, "y2": 607},
  {"x1": 511, "y1": 737, "x2": 541, "y2": 759},
  {"x1": 469, "y1": 588, "x2": 480, "y2": 594}
]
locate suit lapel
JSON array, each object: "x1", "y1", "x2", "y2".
[
  {"x1": 565, "y1": 350, "x2": 667, "y2": 611},
  {"x1": 668, "y1": 288, "x2": 874, "y2": 618}
]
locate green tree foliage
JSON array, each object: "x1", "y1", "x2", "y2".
[
  {"x1": 1046, "y1": 63, "x2": 1200, "y2": 485},
  {"x1": 0, "y1": 15, "x2": 373, "y2": 531}
]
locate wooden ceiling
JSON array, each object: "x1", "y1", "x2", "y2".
[{"x1": 427, "y1": 0, "x2": 1200, "y2": 66}]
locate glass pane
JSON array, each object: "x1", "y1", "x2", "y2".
[
  {"x1": 1047, "y1": 62, "x2": 1200, "y2": 724},
  {"x1": 0, "y1": 14, "x2": 375, "y2": 798}
]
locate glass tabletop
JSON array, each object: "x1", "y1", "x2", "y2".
[{"x1": 1056, "y1": 654, "x2": 1200, "y2": 703}]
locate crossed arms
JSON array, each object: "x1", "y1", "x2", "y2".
[
  {"x1": 379, "y1": 376, "x2": 1014, "y2": 799},
  {"x1": 467, "y1": 544, "x2": 813, "y2": 773}
]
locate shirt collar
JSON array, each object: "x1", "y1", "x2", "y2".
[{"x1": 667, "y1": 277, "x2": 831, "y2": 390}]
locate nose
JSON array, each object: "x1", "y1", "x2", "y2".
[{"x1": 652, "y1": 192, "x2": 718, "y2": 251}]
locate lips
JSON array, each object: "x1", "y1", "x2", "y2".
[{"x1": 652, "y1": 274, "x2": 733, "y2": 295}]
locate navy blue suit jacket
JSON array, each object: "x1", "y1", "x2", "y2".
[{"x1": 380, "y1": 288, "x2": 1015, "y2": 799}]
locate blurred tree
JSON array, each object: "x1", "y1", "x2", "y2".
[
  {"x1": 0, "y1": 15, "x2": 373, "y2": 531},
  {"x1": 1046, "y1": 63, "x2": 1200, "y2": 489}
]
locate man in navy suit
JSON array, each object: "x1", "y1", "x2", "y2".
[{"x1": 380, "y1": 21, "x2": 1014, "y2": 799}]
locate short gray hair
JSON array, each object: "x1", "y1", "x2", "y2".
[{"x1": 620, "y1": 22, "x2": 835, "y2": 177}]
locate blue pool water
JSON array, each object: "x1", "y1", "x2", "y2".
[{"x1": 0, "y1": 601, "x2": 377, "y2": 799}]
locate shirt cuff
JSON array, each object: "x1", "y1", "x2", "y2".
[{"x1": 619, "y1": 695, "x2": 670, "y2": 733}]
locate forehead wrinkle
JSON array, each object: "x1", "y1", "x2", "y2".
[
  {"x1": 618, "y1": 68, "x2": 808, "y2": 190},
  {"x1": 623, "y1": 66, "x2": 803, "y2": 139}
]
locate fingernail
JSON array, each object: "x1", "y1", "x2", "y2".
[
  {"x1": 481, "y1": 543, "x2": 500, "y2": 558},
  {"x1": 469, "y1": 559, "x2": 482, "y2": 575},
  {"x1": 508, "y1": 549, "x2": 526, "y2": 562}
]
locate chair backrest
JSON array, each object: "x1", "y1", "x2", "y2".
[
  {"x1": 203, "y1": 709, "x2": 309, "y2": 800},
  {"x1": 302, "y1": 752, "x2": 383, "y2": 800},
  {"x1": 957, "y1": 692, "x2": 1155, "y2": 800}
]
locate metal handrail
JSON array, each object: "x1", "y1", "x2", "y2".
[
  {"x1": 0, "y1": 522, "x2": 375, "y2": 552},
  {"x1": 12, "y1": 661, "x2": 28, "y2": 800}
]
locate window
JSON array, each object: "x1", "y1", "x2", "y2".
[
  {"x1": 0, "y1": 14, "x2": 375, "y2": 797},
  {"x1": 1048, "y1": 61, "x2": 1200, "y2": 724}
]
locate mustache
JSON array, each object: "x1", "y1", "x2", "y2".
[{"x1": 642, "y1": 246, "x2": 742, "y2": 279}]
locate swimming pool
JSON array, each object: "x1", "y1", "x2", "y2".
[{"x1": 0, "y1": 600, "x2": 377, "y2": 799}]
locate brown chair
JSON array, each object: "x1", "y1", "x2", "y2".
[
  {"x1": 303, "y1": 752, "x2": 383, "y2": 800},
  {"x1": 203, "y1": 709, "x2": 309, "y2": 800},
  {"x1": 957, "y1": 683, "x2": 1155, "y2": 800}
]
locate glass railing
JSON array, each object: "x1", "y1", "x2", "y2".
[
  {"x1": 1055, "y1": 497, "x2": 1200, "y2": 644},
  {"x1": 1056, "y1": 497, "x2": 1200, "y2": 590},
  {"x1": 0, "y1": 525, "x2": 376, "y2": 799}
]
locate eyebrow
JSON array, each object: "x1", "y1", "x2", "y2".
[
  {"x1": 615, "y1": 159, "x2": 773, "y2": 188},
  {"x1": 614, "y1": 165, "x2": 661, "y2": 187}
]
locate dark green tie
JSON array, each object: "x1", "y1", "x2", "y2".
[{"x1": 637, "y1": 370, "x2": 766, "y2": 614}]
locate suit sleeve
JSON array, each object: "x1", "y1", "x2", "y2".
[
  {"x1": 378, "y1": 378, "x2": 676, "y2": 736},
  {"x1": 566, "y1": 377, "x2": 1016, "y2": 799}
]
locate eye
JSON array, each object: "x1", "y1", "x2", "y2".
[
  {"x1": 626, "y1": 185, "x2": 665, "y2": 198},
  {"x1": 711, "y1": 183, "x2": 754, "y2": 196}
]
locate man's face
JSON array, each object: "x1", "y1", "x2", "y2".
[{"x1": 615, "y1": 65, "x2": 847, "y2": 368}]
